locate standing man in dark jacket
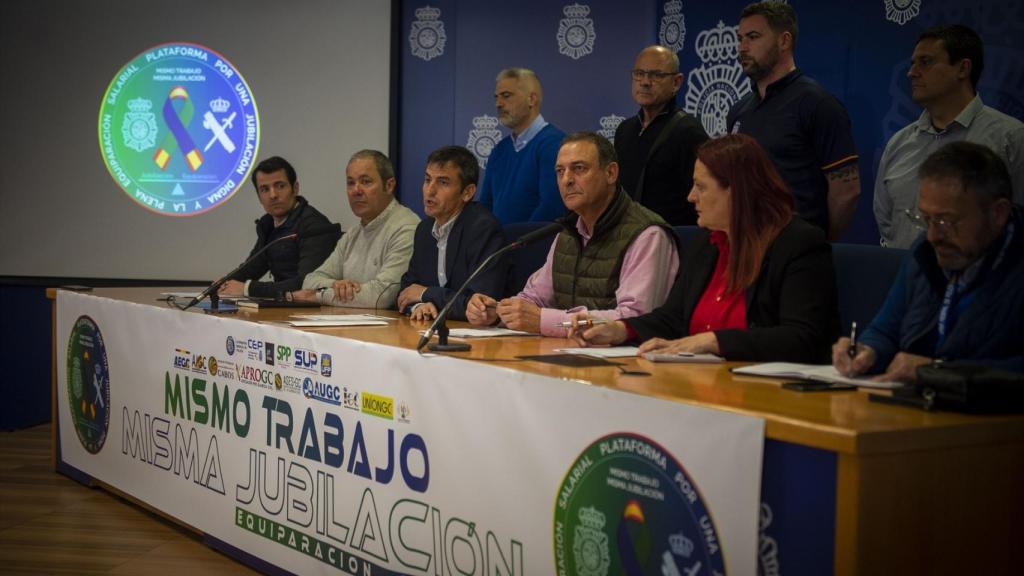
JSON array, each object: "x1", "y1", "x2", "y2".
[
  {"x1": 615, "y1": 45, "x2": 708, "y2": 226},
  {"x1": 219, "y1": 156, "x2": 340, "y2": 299},
  {"x1": 834, "y1": 142, "x2": 1023, "y2": 382}
]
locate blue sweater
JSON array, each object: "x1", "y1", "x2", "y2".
[
  {"x1": 478, "y1": 123, "x2": 566, "y2": 224},
  {"x1": 860, "y1": 210, "x2": 1024, "y2": 373}
]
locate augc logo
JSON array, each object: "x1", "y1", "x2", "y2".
[{"x1": 302, "y1": 377, "x2": 341, "y2": 405}]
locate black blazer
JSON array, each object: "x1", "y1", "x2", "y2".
[
  {"x1": 400, "y1": 202, "x2": 508, "y2": 320},
  {"x1": 629, "y1": 217, "x2": 839, "y2": 362}
]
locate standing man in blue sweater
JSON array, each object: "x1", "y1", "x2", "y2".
[{"x1": 477, "y1": 68, "x2": 567, "y2": 224}]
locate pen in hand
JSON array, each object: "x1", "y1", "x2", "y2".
[
  {"x1": 559, "y1": 319, "x2": 609, "y2": 328},
  {"x1": 847, "y1": 321, "x2": 858, "y2": 359}
]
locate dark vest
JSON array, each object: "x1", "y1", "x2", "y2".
[{"x1": 552, "y1": 189, "x2": 670, "y2": 309}]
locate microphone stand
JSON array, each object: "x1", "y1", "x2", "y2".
[
  {"x1": 183, "y1": 232, "x2": 298, "y2": 312},
  {"x1": 417, "y1": 220, "x2": 566, "y2": 353}
]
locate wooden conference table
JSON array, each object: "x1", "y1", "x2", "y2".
[{"x1": 50, "y1": 287, "x2": 1023, "y2": 575}]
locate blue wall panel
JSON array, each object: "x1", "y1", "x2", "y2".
[{"x1": 398, "y1": 0, "x2": 1023, "y2": 243}]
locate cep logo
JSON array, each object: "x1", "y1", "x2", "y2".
[
  {"x1": 362, "y1": 392, "x2": 394, "y2": 420},
  {"x1": 294, "y1": 348, "x2": 318, "y2": 371},
  {"x1": 276, "y1": 345, "x2": 292, "y2": 363},
  {"x1": 302, "y1": 377, "x2": 341, "y2": 405},
  {"x1": 321, "y1": 353, "x2": 332, "y2": 377}
]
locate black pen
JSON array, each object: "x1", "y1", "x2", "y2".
[{"x1": 847, "y1": 321, "x2": 858, "y2": 359}]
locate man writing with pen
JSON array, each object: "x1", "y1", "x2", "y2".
[
  {"x1": 466, "y1": 132, "x2": 678, "y2": 336},
  {"x1": 834, "y1": 141, "x2": 1023, "y2": 382}
]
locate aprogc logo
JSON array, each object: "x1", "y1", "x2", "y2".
[
  {"x1": 302, "y1": 377, "x2": 341, "y2": 405},
  {"x1": 235, "y1": 364, "x2": 277, "y2": 389}
]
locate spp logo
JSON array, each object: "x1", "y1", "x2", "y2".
[
  {"x1": 276, "y1": 345, "x2": 292, "y2": 364},
  {"x1": 173, "y1": 348, "x2": 190, "y2": 370},
  {"x1": 225, "y1": 336, "x2": 236, "y2": 356},
  {"x1": 302, "y1": 377, "x2": 341, "y2": 405},
  {"x1": 321, "y1": 353, "x2": 332, "y2": 377},
  {"x1": 265, "y1": 342, "x2": 275, "y2": 366},
  {"x1": 294, "y1": 348, "x2": 318, "y2": 372}
]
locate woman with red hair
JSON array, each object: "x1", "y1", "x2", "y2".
[{"x1": 573, "y1": 134, "x2": 838, "y2": 362}]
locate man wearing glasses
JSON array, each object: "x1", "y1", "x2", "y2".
[
  {"x1": 833, "y1": 142, "x2": 1022, "y2": 382},
  {"x1": 874, "y1": 24, "x2": 1024, "y2": 249},
  {"x1": 614, "y1": 45, "x2": 708, "y2": 226}
]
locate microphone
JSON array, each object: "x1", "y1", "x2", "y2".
[
  {"x1": 416, "y1": 218, "x2": 568, "y2": 352},
  {"x1": 509, "y1": 220, "x2": 566, "y2": 249},
  {"x1": 183, "y1": 223, "x2": 341, "y2": 311}
]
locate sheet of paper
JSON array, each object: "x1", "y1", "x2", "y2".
[
  {"x1": 160, "y1": 291, "x2": 204, "y2": 299},
  {"x1": 264, "y1": 319, "x2": 389, "y2": 327},
  {"x1": 732, "y1": 362, "x2": 901, "y2": 389},
  {"x1": 289, "y1": 314, "x2": 394, "y2": 321},
  {"x1": 553, "y1": 346, "x2": 640, "y2": 358}
]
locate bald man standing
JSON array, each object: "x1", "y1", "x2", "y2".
[
  {"x1": 615, "y1": 45, "x2": 709, "y2": 226},
  {"x1": 477, "y1": 67, "x2": 567, "y2": 224}
]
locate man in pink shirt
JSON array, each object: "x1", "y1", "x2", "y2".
[{"x1": 466, "y1": 131, "x2": 679, "y2": 336}]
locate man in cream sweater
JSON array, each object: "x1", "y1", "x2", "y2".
[{"x1": 293, "y1": 150, "x2": 420, "y2": 308}]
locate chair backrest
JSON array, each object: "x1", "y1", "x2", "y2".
[
  {"x1": 832, "y1": 243, "x2": 909, "y2": 331},
  {"x1": 503, "y1": 222, "x2": 554, "y2": 295}
]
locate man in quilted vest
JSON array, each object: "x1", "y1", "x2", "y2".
[{"x1": 466, "y1": 132, "x2": 679, "y2": 336}]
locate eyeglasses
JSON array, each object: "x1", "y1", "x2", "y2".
[
  {"x1": 631, "y1": 69, "x2": 677, "y2": 81},
  {"x1": 903, "y1": 209, "x2": 959, "y2": 235}
]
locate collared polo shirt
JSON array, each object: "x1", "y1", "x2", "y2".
[
  {"x1": 727, "y1": 68, "x2": 858, "y2": 233},
  {"x1": 873, "y1": 95, "x2": 1024, "y2": 248}
]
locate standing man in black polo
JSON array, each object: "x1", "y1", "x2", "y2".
[
  {"x1": 727, "y1": 2, "x2": 860, "y2": 240},
  {"x1": 615, "y1": 45, "x2": 709, "y2": 226}
]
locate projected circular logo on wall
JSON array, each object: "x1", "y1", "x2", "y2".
[
  {"x1": 66, "y1": 316, "x2": 111, "y2": 454},
  {"x1": 553, "y1": 433, "x2": 725, "y2": 576},
  {"x1": 97, "y1": 42, "x2": 260, "y2": 216}
]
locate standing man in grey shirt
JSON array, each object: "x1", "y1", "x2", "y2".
[
  {"x1": 294, "y1": 150, "x2": 419, "y2": 308},
  {"x1": 875, "y1": 24, "x2": 1024, "y2": 248}
]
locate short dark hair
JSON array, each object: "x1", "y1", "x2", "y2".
[
  {"x1": 741, "y1": 2, "x2": 798, "y2": 48},
  {"x1": 561, "y1": 131, "x2": 618, "y2": 168},
  {"x1": 426, "y1": 146, "x2": 479, "y2": 189},
  {"x1": 917, "y1": 24, "x2": 984, "y2": 91},
  {"x1": 919, "y1": 141, "x2": 1011, "y2": 205},
  {"x1": 350, "y1": 149, "x2": 395, "y2": 182},
  {"x1": 251, "y1": 156, "x2": 297, "y2": 189}
]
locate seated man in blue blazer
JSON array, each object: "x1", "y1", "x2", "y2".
[{"x1": 397, "y1": 146, "x2": 508, "y2": 321}]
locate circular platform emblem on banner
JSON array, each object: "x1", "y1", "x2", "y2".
[
  {"x1": 66, "y1": 316, "x2": 111, "y2": 454},
  {"x1": 554, "y1": 433, "x2": 725, "y2": 576},
  {"x1": 98, "y1": 42, "x2": 260, "y2": 216}
]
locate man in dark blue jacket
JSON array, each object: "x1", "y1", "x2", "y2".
[
  {"x1": 398, "y1": 146, "x2": 507, "y2": 321},
  {"x1": 834, "y1": 141, "x2": 1022, "y2": 382},
  {"x1": 220, "y1": 156, "x2": 340, "y2": 299}
]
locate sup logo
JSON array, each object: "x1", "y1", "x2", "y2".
[
  {"x1": 98, "y1": 42, "x2": 260, "y2": 216},
  {"x1": 66, "y1": 316, "x2": 111, "y2": 454},
  {"x1": 553, "y1": 433, "x2": 724, "y2": 575}
]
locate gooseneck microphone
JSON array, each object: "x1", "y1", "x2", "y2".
[
  {"x1": 416, "y1": 219, "x2": 567, "y2": 352},
  {"x1": 183, "y1": 224, "x2": 340, "y2": 311}
]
